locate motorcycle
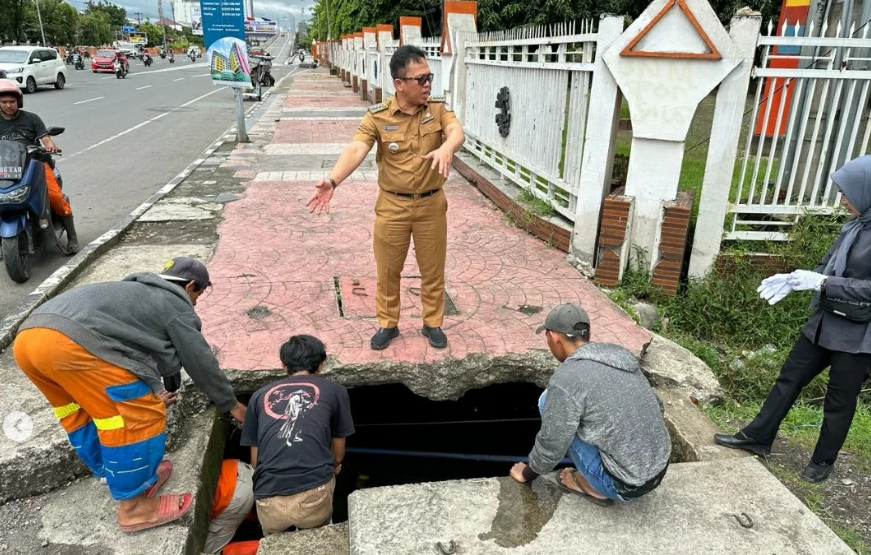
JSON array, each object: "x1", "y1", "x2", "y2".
[
  {"x1": 72, "y1": 53, "x2": 85, "y2": 70},
  {"x1": 65, "y1": 51, "x2": 73, "y2": 65},
  {"x1": 0, "y1": 129, "x2": 73, "y2": 283},
  {"x1": 168, "y1": 53, "x2": 175, "y2": 64},
  {"x1": 189, "y1": 52, "x2": 196, "y2": 63},
  {"x1": 114, "y1": 59, "x2": 128, "y2": 79},
  {"x1": 298, "y1": 50, "x2": 305, "y2": 63},
  {"x1": 159, "y1": 49, "x2": 167, "y2": 59},
  {"x1": 258, "y1": 56, "x2": 275, "y2": 87},
  {"x1": 143, "y1": 53, "x2": 153, "y2": 67}
]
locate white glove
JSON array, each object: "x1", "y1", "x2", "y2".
[
  {"x1": 758, "y1": 273, "x2": 791, "y2": 292},
  {"x1": 787, "y1": 270, "x2": 827, "y2": 292},
  {"x1": 758, "y1": 279, "x2": 793, "y2": 305}
]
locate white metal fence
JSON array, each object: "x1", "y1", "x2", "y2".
[
  {"x1": 460, "y1": 21, "x2": 616, "y2": 222},
  {"x1": 727, "y1": 19, "x2": 871, "y2": 241}
]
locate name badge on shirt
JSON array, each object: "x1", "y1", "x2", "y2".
[
  {"x1": 384, "y1": 125, "x2": 399, "y2": 131},
  {"x1": 421, "y1": 114, "x2": 434, "y2": 124}
]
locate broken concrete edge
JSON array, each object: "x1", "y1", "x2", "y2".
[
  {"x1": 0, "y1": 133, "x2": 236, "y2": 356},
  {"x1": 257, "y1": 522, "x2": 350, "y2": 555}
]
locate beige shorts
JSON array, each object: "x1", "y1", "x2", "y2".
[{"x1": 255, "y1": 476, "x2": 335, "y2": 535}]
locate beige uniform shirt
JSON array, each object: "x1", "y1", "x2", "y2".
[{"x1": 353, "y1": 96, "x2": 460, "y2": 194}]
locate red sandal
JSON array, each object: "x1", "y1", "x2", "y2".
[
  {"x1": 145, "y1": 460, "x2": 173, "y2": 497},
  {"x1": 119, "y1": 492, "x2": 193, "y2": 533}
]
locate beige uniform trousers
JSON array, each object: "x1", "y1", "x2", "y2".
[
  {"x1": 374, "y1": 188, "x2": 448, "y2": 329},
  {"x1": 255, "y1": 476, "x2": 336, "y2": 535}
]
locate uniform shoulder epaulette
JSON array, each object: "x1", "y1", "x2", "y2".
[
  {"x1": 368, "y1": 102, "x2": 388, "y2": 113},
  {"x1": 427, "y1": 96, "x2": 445, "y2": 103}
]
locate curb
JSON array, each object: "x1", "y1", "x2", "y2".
[{"x1": 0, "y1": 127, "x2": 233, "y2": 354}]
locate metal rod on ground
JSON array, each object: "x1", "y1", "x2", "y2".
[
  {"x1": 234, "y1": 89, "x2": 249, "y2": 143},
  {"x1": 345, "y1": 447, "x2": 572, "y2": 465}
]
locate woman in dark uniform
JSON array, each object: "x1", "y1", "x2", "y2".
[{"x1": 715, "y1": 155, "x2": 871, "y2": 483}]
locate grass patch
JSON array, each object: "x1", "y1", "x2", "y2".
[{"x1": 517, "y1": 188, "x2": 556, "y2": 218}]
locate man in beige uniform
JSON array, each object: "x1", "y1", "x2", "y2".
[{"x1": 308, "y1": 45, "x2": 465, "y2": 350}]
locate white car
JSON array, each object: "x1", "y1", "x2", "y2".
[{"x1": 0, "y1": 46, "x2": 67, "y2": 94}]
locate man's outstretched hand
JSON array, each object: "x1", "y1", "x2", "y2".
[
  {"x1": 307, "y1": 179, "x2": 335, "y2": 215},
  {"x1": 422, "y1": 146, "x2": 453, "y2": 178}
]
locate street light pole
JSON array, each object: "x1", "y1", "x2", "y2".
[{"x1": 33, "y1": 0, "x2": 47, "y2": 46}]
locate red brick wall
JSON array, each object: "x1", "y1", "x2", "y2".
[
  {"x1": 352, "y1": 75, "x2": 359, "y2": 93},
  {"x1": 453, "y1": 158, "x2": 571, "y2": 252},
  {"x1": 595, "y1": 188, "x2": 633, "y2": 287},
  {"x1": 374, "y1": 88, "x2": 383, "y2": 104},
  {"x1": 652, "y1": 191, "x2": 695, "y2": 296},
  {"x1": 715, "y1": 253, "x2": 791, "y2": 276},
  {"x1": 361, "y1": 79, "x2": 368, "y2": 101}
]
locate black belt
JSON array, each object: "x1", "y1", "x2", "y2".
[
  {"x1": 385, "y1": 189, "x2": 440, "y2": 199},
  {"x1": 611, "y1": 463, "x2": 668, "y2": 499}
]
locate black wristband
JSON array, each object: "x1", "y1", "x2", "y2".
[{"x1": 328, "y1": 177, "x2": 338, "y2": 189}]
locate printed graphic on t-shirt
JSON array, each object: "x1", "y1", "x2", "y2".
[{"x1": 263, "y1": 381, "x2": 321, "y2": 447}]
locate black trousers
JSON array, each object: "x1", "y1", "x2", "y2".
[{"x1": 743, "y1": 334, "x2": 870, "y2": 464}]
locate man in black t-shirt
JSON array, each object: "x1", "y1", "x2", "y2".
[
  {"x1": 241, "y1": 335, "x2": 354, "y2": 534},
  {"x1": 0, "y1": 79, "x2": 79, "y2": 253}
]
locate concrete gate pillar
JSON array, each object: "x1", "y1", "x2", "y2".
[
  {"x1": 440, "y1": 1, "x2": 478, "y2": 108},
  {"x1": 400, "y1": 17, "x2": 422, "y2": 45},
  {"x1": 602, "y1": 0, "x2": 745, "y2": 276}
]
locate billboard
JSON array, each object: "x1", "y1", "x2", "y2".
[
  {"x1": 201, "y1": 0, "x2": 250, "y2": 88},
  {"x1": 191, "y1": 4, "x2": 203, "y2": 36},
  {"x1": 244, "y1": 21, "x2": 277, "y2": 37}
]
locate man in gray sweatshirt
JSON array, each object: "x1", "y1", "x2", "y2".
[
  {"x1": 14, "y1": 257, "x2": 247, "y2": 532},
  {"x1": 509, "y1": 303, "x2": 671, "y2": 505}
]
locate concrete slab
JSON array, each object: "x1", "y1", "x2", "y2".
[
  {"x1": 257, "y1": 522, "x2": 349, "y2": 554},
  {"x1": 139, "y1": 204, "x2": 220, "y2": 222},
  {"x1": 69, "y1": 245, "x2": 215, "y2": 287},
  {"x1": 0, "y1": 408, "x2": 225, "y2": 555},
  {"x1": 347, "y1": 458, "x2": 854, "y2": 555}
]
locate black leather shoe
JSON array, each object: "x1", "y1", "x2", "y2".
[
  {"x1": 421, "y1": 325, "x2": 448, "y2": 348},
  {"x1": 801, "y1": 461, "x2": 834, "y2": 483},
  {"x1": 713, "y1": 431, "x2": 771, "y2": 457},
  {"x1": 370, "y1": 327, "x2": 399, "y2": 350}
]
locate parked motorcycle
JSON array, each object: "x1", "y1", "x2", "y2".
[
  {"x1": 72, "y1": 53, "x2": 85, "y2": 70},
  {"x1": 0, "y1": 129, "x2": 73, "y2": 283},
  {"x1": 258, "y1": 56, "x2": 275, "y2": 87},
  {"x1": 114, "y1": 59, "x2": 128, "y2": 79},
  {"x1": 143, "y1": 53, "x2": 153, "y2": 67}
]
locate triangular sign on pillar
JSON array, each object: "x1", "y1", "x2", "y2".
[{"x1": 620, "y1": 0, "x2": 722, "y2": 60}]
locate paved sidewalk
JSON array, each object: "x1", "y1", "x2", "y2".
[{"x1": 202, "y1": 69, "x2": 650, "y2": 370}]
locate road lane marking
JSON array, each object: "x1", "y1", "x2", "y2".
[
  {"x1": 73, "y1": 96, "x2": 104, "y2": 105},
  {"x1": 194, "y1": 73, "x2": 210, "y2": 77},
  {"x1": 174, "y1": 77, "x2": 185, "y2": 81},
  {"x1": 136, "y1": 85, "x2": 152, "y2": 90},
  {"x1": 59, "y1": 87, "x2": 226, "y2": 163}
]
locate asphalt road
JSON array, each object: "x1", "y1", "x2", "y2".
[{"x1": 0, "y1": 34, "x2": 298, "y2": 317}]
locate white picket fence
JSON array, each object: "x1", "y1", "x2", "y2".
[{"x1": 727, "y1": 19, "x2": 871, "y2": 241}]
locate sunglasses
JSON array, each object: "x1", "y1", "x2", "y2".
[{"x1": 398, "y1": 73, "x2": 434, "y2": 86}]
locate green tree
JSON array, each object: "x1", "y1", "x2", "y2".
[
  {"x1": 0, "y1": 0, "x2": 27, "y2": 44},
  {"x1": 85, "y1": 0, "x2": 127, "y2": 30},
  {"x1": 22, "y1": 0, "x2": 80, "y2": 46},
  {"x1": 79, "y1": 10, "x2": 113, "y2": 46}
]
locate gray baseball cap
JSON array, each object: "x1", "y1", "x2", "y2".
[
  {"x1": 159, "y1": 257, "x2": 211, "y2": 287},
  {"x1": 535, "y1": 303, "x2": 590, "y2": 337}
]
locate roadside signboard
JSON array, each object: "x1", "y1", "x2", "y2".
[
  {"x1": 122, "y1": 25, "x2": 135, "y2": 33},
  {"x1": 191, "y1": 4, "x2": 203, "y2": 36},
  {"x1": 200, "y1": 0, "x2": 251, "y2": 88},
  {"x1": 244, "y1": 21, "x2": 278, "y2": 37}
]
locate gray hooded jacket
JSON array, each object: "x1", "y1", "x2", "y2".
[
  {"x1": 528, "y1": 342, "x2": 671, "y2": 486},
  {"x1": 19, "y1": 272, "x2": 237, "y2": 412}
]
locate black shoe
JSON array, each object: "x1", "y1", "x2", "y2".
[
  {"x1": 421, "y1": 325, "x2": 447, "y2": 348},
  {"x1": 370, "y1": 327, "x2": 399, "y2": 350},
  {"x1": 713, "y1": 431, "x2": 771, "y2": 457},
  {"x1": 59, "y1": 214, "x2": 79, "y2": 254},
  {"x1": 801, "y1": 461, "x2": 834, "y2": 483}
]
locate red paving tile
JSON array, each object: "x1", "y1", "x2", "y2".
[{"x1": 199, "y1": 71, "x2": 651, "y2": 371}]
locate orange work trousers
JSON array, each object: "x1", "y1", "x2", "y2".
[
  {"x1": 373, "y1": 188, "x2": 448, "y2": 328},
  {"x1": 44, "y1": 162, "x2": 71, "y2": 216},
  {"x1": 13, "y1": 327, "x2": 165, "y2": 500}
]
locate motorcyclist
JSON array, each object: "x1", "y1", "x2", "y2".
[
  {"x1": 0, "y1": 80, "x2": 78, "y2": 253},
  {"x1": 142, "y1": 50, "x2": 152, "y2": 64},
  {"x1": 114, "y1": 51, "x2": 129, "y2": 73}
]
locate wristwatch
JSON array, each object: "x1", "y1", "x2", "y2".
[{"x1": 327, "y1": 177, "x2": 338, "y2": 190}]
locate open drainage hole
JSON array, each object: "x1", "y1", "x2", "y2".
[{"x1": 220, "y1": 381, "x2": 552, "y2": 537}]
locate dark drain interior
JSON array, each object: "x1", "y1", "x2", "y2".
[{"x1": 222, "y1": 382, "x2": 549, "y2": 536}]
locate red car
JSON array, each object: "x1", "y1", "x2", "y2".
[{"x1": 91, "y1": 49, "x2": 127, "y2": 73}]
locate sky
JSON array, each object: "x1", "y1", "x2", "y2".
[{"x1": 63, "y1": 0, "x2": 317, "y2": 29}]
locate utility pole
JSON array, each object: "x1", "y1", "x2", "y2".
[
  {"x1": 157, "y1": 0, "x2": 166, "y2": 47},
  {"x1": 33, "y1": 0, "x2": 47, "y2": 46},
  {"x1": 133, "y1": 11, "x2": 143, "y2": 25}
]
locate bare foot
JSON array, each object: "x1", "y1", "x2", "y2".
[
  {"x1": 559, "y1": 468, "x2": 609, "y2": 500},
  {"x1": 116, "y1": 495, "x2": 162, "y2": 527}
]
